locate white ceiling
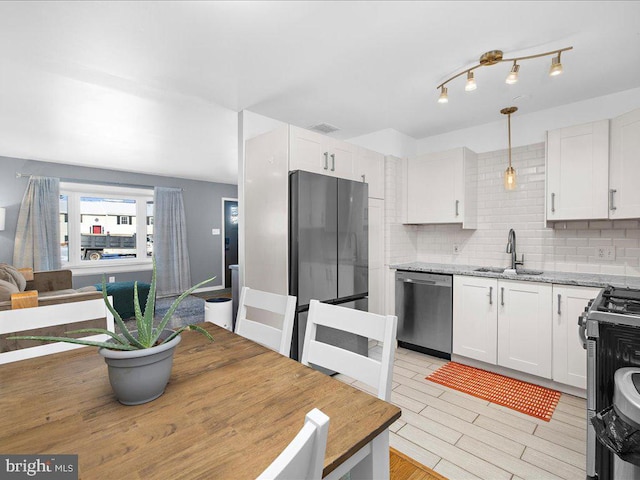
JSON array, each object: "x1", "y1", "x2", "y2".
[{"x1": 1, "y1": 1, "x2": 639, "y2": 184}]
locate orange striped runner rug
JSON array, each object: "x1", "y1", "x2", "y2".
[{"x1": 426, "y1": 362, "x2": 561, "y2": 421}]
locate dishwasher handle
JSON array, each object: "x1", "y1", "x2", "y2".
[{"x1": 403, "y1": 278, "x2": 436, "y2": 285}]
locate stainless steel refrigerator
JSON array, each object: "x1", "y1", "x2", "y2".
[{"x1": 289, "y1": 170, "x2": 369, "y2": 365}]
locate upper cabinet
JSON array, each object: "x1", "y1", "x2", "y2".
[
  {"x1": 610, "y1": 108, "x2": 640, "y2": 219},
  {"x1": 545, "y1": 108, "x2": 640, "y2": 221},
  {"x1": 546, "y1": 120, "x2": 609, "y2": 221},
  {"x1": 355, "y1": 147, "x2": 385, "y2": 199},
  {"x1": 404, "y1": 147, "x2": 477, "y2": 228},
  {"x1": 289, "y1": 125, "x2": 355, "y2": 179}
]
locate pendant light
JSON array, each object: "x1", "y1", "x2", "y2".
[{"x1": 501, "y1": 106, "x2": 518, "y2": 190}]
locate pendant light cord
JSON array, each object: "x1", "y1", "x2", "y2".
[{"x1": 507, "y1": 113, "x2": 512, "y2": 168}]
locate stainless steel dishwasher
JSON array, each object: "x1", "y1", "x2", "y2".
[{"x1": 395, "y1": 270, "x2": 452, "y2": 359}]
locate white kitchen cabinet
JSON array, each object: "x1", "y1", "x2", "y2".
[
  {"x1": 368, "y1": 198, "x2": 385, "y2": 314},
  {"x1": 610, "y1": 108, "x2": 640, "y2": 219},
  {"x1": 497, "y1": 280, "x2": 553, "y2": 379},
  {"x1": 453, "y1": 276, "x2": 498, "y2": 364},
  {"x1": 244, "y1": 125, "x2": 290, "y2": 295},
  {"x1": 546, "y1": 120, "x2": 609, "y2": 221},
  {"x1": 454, "y1": 276, "x2": 552, "y2": 379},
  {"x1": 289, "y1": 125, "x2": 355, "y2": 179},
  {"x1": 552, "y1": 285, "x2": 599, "y2": 389},
  {"x1": 355, "y1": 147, "x2": 384, "y2": 199},
  {"x1": 405, "y1": 147, "x2": 477, "y2": 228}
]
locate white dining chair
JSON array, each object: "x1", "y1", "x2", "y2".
[
  {"x1": 257, "y1": 408, "x2": 330, "y2": 480},
  {"x1": 302, "y1": 299, "x2": 398, "y2": 401},
  {"x1": 301, "y1": 300, "x2": 397, "y2": 480},
  {"x1": 0, "y1": 296, "x2": 115, "y2": 364},
  {"x1": 235, "y1": 287, "x2": 297, "y2": 356}
]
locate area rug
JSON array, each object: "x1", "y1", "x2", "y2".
[
  {"x1": 121, "y1": 294, "x2": 205, "y2": 331},
  {"x1": 390, "y1": 448, "x2": 448, "y2": 480},
  {"x1": 426, "y1": 362, "x2": 561, "y2": 422},
  {"x1": 154, "y1": 295, "x2": 205, "y2": 328}
]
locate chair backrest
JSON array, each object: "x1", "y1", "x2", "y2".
[
  {"x1": 257, "y1": 408, "x2": 330, "y2": 480},
  {"x1": 0, "y1": 296, "x2": 115, "y2": 364},
  {"x1": 302, "y1": 300, "x2": 398, "y2": 401},
  {"x1": 235, "y1": 287, "x2": 296, "y2": 356}
]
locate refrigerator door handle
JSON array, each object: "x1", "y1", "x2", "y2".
[
  {"x1": 323, "y1": 152, "x2": 329, "y2": 170},
  {"x1": 330, "y1": 153, "x2": 335, "y2": 172}
]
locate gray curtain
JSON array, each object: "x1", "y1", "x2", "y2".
[
  {"x1": 154, "y1": 187, "x2": 191, "y2": 296},
  {"x1": 13, "y1": 176, "x2": 61, "y2": 271}
]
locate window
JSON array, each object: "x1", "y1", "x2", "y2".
[{"x1": 60, "y1": 183, "x2": 154, "y2": 269}]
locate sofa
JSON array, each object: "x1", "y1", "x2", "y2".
[
  {"x1": 0, "y1": 264, "x2": 110, "y2": 354},
  {"x1": 0, "y1": 264, "x2": 100, "y2": 311}
]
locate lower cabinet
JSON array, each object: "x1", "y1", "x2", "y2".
[
  {"x1": 452, "y1": 276, "x2": 497, "y2": 364},
  {"x1": 497, "y1": 280, "x2": 552, "y2": 379},
  {"x1": 552, "y1": 285, "x2": 600, "y2": 389},
  {"x1": 453, "y1": 276, "x2": 552, "y2": 379}
]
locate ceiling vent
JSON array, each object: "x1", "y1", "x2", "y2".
[{"x1": 308, "y1": 123, "x2": 340, "y2": 134}]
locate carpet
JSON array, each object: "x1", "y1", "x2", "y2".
[
  {"x1": 390, "y1": 448, "x2": 448, "y2": 480},
  {"x1": 426, "y1": 362, "x2": 561, "y2": 422}
]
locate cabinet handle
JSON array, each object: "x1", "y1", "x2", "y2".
[
  {"x1": 557, "y1": 294, "x2": 562, "y2": 315},
  {"x1": 610, "y1": 189, "x2": 617, "y2": 211},
  {"x1": 501, "y1": 287, "x2": 505, "y2": 306},
  {"x1": 455, "y1": 200, "x2": 460, "y2": 217},
  {"x1": 488, "y1": 286, "x2": 493, "y2": 305},
  {"x1": 330, "y1": 153, "x2": 335, "y2": 172},
  {"x1": 551, "y1": 193, "x2": 556, "y2": 213},
  {"x1": 323, "y1": 152, "x2": 329, "y2": 170}
]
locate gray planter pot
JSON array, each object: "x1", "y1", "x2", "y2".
[{"x1": 99, "y1": 329, "x2": 181, "y2": 406}]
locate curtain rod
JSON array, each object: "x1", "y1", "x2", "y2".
[{"x1": 15, "y1": 172, "x2": 182, "y2": 191}]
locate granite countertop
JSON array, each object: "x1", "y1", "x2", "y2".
[{"x1": 390, "y1": 261, "x2": 640, "y2": 289}]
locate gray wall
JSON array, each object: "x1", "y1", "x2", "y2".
[{"x1": 0, "y1": 156, "x2": 237, "y2": 289}]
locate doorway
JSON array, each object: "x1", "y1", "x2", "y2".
[{"x1": 222, "y1": 198, "x2": 239, "y2": 288}]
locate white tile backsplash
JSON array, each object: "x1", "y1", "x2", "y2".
[{"x1": 385, "y1": 143, "x2": 640, "y2": 276}]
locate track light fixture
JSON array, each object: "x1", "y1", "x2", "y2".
[
  {"x1": 436, "y1": 46, "x2": 572, "y2": 102},
  {"x1": 505, "y1": 62, "x2": 520, "y2": 85},
  {"x1": 549, "y1": 52, "x2": 563, "y2": 76},
  {"x1": 465, "y1": 71, "x2": 477, "y2": 91},
  {"x1": 438, "y1": 86, "x2": 448, "y2": 104}
]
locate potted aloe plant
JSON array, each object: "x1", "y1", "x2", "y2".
[{"x1": 10, "y1": 259, "x2": 215, "y2": 405}]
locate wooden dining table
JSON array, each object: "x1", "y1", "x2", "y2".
[{"x1": 0, "y1": 322, "x2": 401, "y2": 479}]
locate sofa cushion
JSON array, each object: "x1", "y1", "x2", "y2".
[
  {"x1": 0, "y1": 264, "x2": 26, "y2": 291},
  {"x1": 38, "y1": 289, "x2": 78, "y2": 298},
  {"x1": 0, "y1": 279, "x2": 20, "y2": 302}
]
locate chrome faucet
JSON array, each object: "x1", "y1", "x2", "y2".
[{"x1": 506, "y1": 229, "x2": 524, "y2": 270}]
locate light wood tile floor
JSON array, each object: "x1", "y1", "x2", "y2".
[{"x1": 335, "y1": 346, "x2": 587, "y2": 480}]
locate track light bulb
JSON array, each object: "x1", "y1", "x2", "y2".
[
  {"x1": 549, "y1": 54, "x2": 563, "y2": 76},
  {"x1": 438, "y1": 86, "x2": 449, "y2": 104},
  {"x1": 505, "y1": 62, "x2": 520, "y2": 85},
  {"x1": 465, "y1": 71, "x2": 477, "y2": 91}
]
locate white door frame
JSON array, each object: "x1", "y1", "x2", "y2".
[{"x1": 221, "y1": 197, "x2": 239, "y2": 288}]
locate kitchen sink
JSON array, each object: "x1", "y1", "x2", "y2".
[
  {"x1": 474, "y1": 266, "x2": 544, "y2": 276},
  {"x1": 515, "y1": 268, "x2": 544, "y2": 275},
  {"x1": 474, "y1": 267, "x2": 505, "y2": 273}
]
